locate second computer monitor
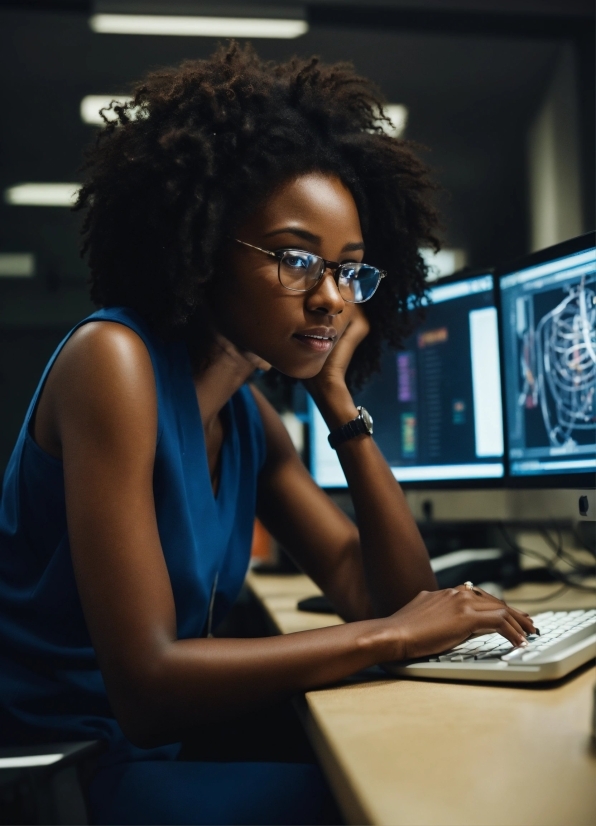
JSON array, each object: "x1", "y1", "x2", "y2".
[
  {"x1": 499, "y1": 232, "x2": 596, "y2": 484},
  {"x1": 309, "y1": 272, "x2": 505, "y2": 487}
]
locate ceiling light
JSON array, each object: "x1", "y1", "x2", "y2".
[
  {"x1": 89, "y1": 14, "x2": 308, "y2": 38},
  {"x1": 380, "y1": 105, "x2": 408, "y2": 138},
  {"x1": 81, "y1": 94, "x2": 132, "y2": 125},
  {"x1": 0, "y1": 253, "x2": 35, "y2": 277},
  {"x1": 420, "y1": 248, "x2": 468, "y2": 280},
  {"x1": 4, "y1": 184, "x2": 81, "y2": 207},
  {"x1": 0, "y1": 754, "x2": 63, "y2": 769}
]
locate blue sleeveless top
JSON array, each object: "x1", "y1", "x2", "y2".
[{"x1": 0, "y1": 308, "x2": 266, "y2": 764}]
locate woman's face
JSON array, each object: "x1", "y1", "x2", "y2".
[{"x1": 210, "y1": 172, "x2": 364, "y2": 379}]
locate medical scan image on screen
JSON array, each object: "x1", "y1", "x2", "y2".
[
  {"x1": 310, "y1": 274, "x2": 504, "y2": 486},
  {"x1": 500, "y1": 246, "x2": 596, "y2": 478}
]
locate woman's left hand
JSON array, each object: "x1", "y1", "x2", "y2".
[{"x1": 305, "y1": 306, "x2": 370, "y2": 394}]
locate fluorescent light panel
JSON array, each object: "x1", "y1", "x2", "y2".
[
  {"x1": 89, "y1": 14, "x2": 308, "y2": 38},
  {"x1": 4, "y1": 184, "x2": 81, "y2": 207},
  {"x1": 420, "y1": 248, "x2": 468, "y2": 280},
  {"x1": 381, "y1": 104, "x2": 408, "y2": 138},
  {"x1": 81, "y1": 94, "x2": 131, "y2": 125},
  {"x1": 0, "y1": 253, "x2": 35, "y2": 277},
  {"x1": 0, "y1": 754, "x2": 64, "y2": 769}
]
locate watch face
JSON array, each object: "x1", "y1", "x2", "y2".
[{"x1": 358, "y1": 406, "x2": 374, "y2": 434}]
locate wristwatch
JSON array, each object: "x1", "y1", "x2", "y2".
[{"x1": 328, "y1": 406, "x2": 373, "y2": 450}]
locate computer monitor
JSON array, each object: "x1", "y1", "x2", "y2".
[
  {"x1": 498, "y1": 232, "x2": 596, "y2": 487},
  {"x1": 309, "y1": 271, "x2": 505, "y2": 488}
]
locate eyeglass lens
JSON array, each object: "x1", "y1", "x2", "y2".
[{"x1": 279, "y1": 250, "x2": 380, "y2": 303}]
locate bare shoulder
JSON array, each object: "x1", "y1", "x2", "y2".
[
  {"x1": 57, "y1": 320, "x2": 152, "y2": 377},
  {"x1": 37, "y1": 321, "x2": 157, "y2": 459}
]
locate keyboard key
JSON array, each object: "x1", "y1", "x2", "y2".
[
  {"x1": 418, "y1": 610, "x2": 596, "y2": 677},
  {"x1": 476, "y1": 649, "x2": 511, "y2": 660},
  {"x1": 517, "y1": 623, "x2": 596, "y2": 662},
  {"x1": 501, "y1": 647, "x2": 528, "y2": 662},
  {"x1": 460, "y1": 640, "x2": 485, "y2": 651},
  {"x1": 520, "y1": 651, "x2": 542, "y2": 662},
  {"x1": 476, "y1": 640, "x2": 503, "y2": 651}
]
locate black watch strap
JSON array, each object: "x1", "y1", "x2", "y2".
[{"x1": 328, "y1": 407, "x2": 373, "y2": 450}]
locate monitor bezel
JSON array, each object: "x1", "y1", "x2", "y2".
[
  {"x1": 496, "y1": 231, "x2": 596, "y2": 490},
  {"x1": 308, "y1": 267, "x2": 508, "y2": 491}
]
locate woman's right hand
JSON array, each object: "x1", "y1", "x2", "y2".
[{"x1": 381, "y1": 586, "x2": 537, "y2": 662}]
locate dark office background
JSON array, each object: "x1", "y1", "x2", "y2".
[{"x1": 0, "y1": 0, "x2": 594, "y2": 475}]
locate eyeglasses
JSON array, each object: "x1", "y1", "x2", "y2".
[{"x1": 233, "y1": 238, "x2": 386, "y2": 304}]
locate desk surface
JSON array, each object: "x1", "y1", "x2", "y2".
[{"x1": 246, "y1": 571, "x2": 596, "y2": 826}]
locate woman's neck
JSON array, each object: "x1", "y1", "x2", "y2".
[{"x1": 193, "y1": 333, "x2": 269, "y2": 432}]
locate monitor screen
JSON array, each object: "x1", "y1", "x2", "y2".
[
  {"x1": 309, "y1": 273, "x2": 505, "y2": 487},
  {"x1": 499, "y1": 239, "x2": 596, "y2": 480}
]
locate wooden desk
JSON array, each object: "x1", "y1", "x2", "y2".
[{"x1": 246, "y1": 571, "x2": 596, "y2": 826}]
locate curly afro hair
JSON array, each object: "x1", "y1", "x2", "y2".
[{"x1": 76, "y1": 41, "x2": 440, "y2": 389}]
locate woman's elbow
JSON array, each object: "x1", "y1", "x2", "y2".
[{"x1": 103, "y1": 655, "x2": 178, "y2": 749}]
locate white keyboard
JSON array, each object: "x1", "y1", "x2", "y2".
[{"x1": 383, "y1": 609, "x2": 596, "y2": 683}]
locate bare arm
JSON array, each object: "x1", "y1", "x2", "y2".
[
  {"x1": 306, "y1": 383, "x2": 437, "y2": 617},
  {"x1": 49, "y1": 322, "x2": 534, "y2": 749},
  {"x1": 255, "y1": 308, "x2": 437, "y2": 621}
]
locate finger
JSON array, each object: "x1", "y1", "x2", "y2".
[
  {"x1": 464, "y1": 586, "x2": 506, "y2": 606},
  {"x1": 505, "y1": 606, "x2": 536, "y2": 635},
  {"x1": 471, "y1": 590, "x2": 536, "y2": 635},
  {"x1": 473, "y1": 609, "x2": 528, "y2": 647},
  {"x1": 471, "y1": 589, "x2": 531, "y2": 616},
  {"x1": 477, "y1": 603, "x2": 528, "y2": 639},
  {"x1": 467, "y1": 586, "x2": 500, "y2": 601},
  {"x1": 456, "y1": 584, "x2": 499, "y2": 599}
]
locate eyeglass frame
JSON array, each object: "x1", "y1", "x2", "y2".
[{"x1": 232, "y1": 238, "x2": 386, "y2": 304}]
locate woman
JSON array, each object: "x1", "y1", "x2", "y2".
[{"x1": 0, "y1": 43, "x2": 534, "y2": 824}]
